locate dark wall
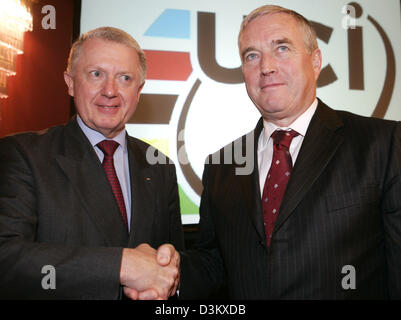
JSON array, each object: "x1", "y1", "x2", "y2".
[{"x1": 0, "y1": 0, "x2": 76, "y2": 137}]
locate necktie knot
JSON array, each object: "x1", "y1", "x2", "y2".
[
  {"x1": 97, "y1": 140, "x2": 119, "y2": 157},
  {"x1": 271, "y1": 130, "x2": 299, "y2": 149}
]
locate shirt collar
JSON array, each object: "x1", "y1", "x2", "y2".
[
  {"x1": 76, "y1": 115, "x2": 127, "y2": 150},
  {"x1": 261, "y1": 98, "x2": 318, "y2": 147}
]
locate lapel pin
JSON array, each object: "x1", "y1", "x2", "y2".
[{"x1": 146, "y1": 177, "x2": 151, "y2": 181}]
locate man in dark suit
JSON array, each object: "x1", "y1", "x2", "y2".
[
  {"x1": 178, "y1": 5, "x2": 401, "y2": 299},
  {"x1": 0, "y1": 27, "x2": 183, "y2": 299}
]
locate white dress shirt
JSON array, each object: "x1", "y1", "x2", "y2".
[
  {"x1": 258, "y1": 99, "x2": 318, "y2": 196},
  {"x1": 77, "y1": 115, "x2": 132, "y2": 230}
]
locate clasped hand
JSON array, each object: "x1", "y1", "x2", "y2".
[{"x1": 119, "y1": 243, "x2": 180, "y2": 300}]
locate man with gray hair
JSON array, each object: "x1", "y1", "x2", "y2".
[
  {"x1": 0, "y1": 27, "x2": 183, "y2": 299},
  {"x1": 174, "y1": 5, "x2": 401, "y2": 299}
]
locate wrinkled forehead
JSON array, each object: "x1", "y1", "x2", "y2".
[
  {"x1": 238, "y1": 12, "x2": 314, "y2": 58},
  {"x1": 80, "y1": 38, "x2": 137, "y2": 58},
  {"x1": 239, "y1": 13, "x2": 301, "y2": 45},
  {"x1": 77, "y1": 39, "x2": 140, "y2": 69}
]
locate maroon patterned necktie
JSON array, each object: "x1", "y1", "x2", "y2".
[
  {"x1": 262, "y1": 130, "x2": 299, "y2": 246},
  {"x1": 97, "y1": 140, "x2": 128, "y2": 228}
]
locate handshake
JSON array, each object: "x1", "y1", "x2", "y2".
[{"x1": 119, "y1": 243, "x2": 180, "y2": 300}]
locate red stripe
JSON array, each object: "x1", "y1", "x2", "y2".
[{"x1": 144, "y1": 50, "x2": 192, "y2": 81}]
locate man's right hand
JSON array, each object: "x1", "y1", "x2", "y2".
[{"x1": 119, "y1": 243, "x2": 180, "y2": 300}]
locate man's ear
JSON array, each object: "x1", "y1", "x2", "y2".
[
  {"x1": 135, "y1": 81, "x2": 145, "y2": 104},
  {"x1": 64, "y1": 71, "x2": 74, "y2": 97},
  {"x1": 312, "y1": 48, "x2": 322, "y2": 80}
]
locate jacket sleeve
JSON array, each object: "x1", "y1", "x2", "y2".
[
  {"x1": 167, "y1": 161, "x2": 185, "y2": 251},
  {"x1": 179, "y1": 162, "x2": 227, "y2": 299},
  {"x1": 0, "y1": 136, "x2": 123, "y2": 299},
  {"x1": 382, "y1": 122, "x2": 401, "y2": 299}
]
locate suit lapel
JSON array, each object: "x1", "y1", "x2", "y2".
[
  {"x1": 55, "y1": 118, "x2": 128, "y2": 246},
  {"x1": 273, "y1": 100, "x2": 344, "y2": 235},
  {"x1": 238, "y1": 119, "x2": 266, "y2": 243},
  {"x1": 126, "y1": 137, "x2": 156, "y2": 246}
]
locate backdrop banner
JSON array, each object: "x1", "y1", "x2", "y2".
[{"x1": 81, "y1": 0, "x2": 401, "y2": 223}]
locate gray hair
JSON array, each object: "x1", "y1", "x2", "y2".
[
  {"x1": 238, "y1": 5, "x2": 318, "y2": 55},
  {"x1": 66, "y1": 26, "x2": 147, "y2": 83}
]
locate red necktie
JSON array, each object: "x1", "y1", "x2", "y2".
[
  {"x1": 97, "y1": 140, "x2": 128, "y2": 228},
  {"x1": 262, "y1": 130, "x2": 299, "y2": 246}
]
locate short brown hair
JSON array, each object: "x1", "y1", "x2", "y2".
[
  {"x1": 238, "y1": 5, "x2": 318, "y2": 56},
  {"x1": 66, "y1": 26, "x2": 147, "y2": 83}
]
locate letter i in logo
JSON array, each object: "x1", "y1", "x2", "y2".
[{"x1": 346, "y1": 2, "x2": 364, "y2": 90}]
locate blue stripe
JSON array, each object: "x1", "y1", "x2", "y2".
[{"x1": 145, "y1": 9, "x2": 190, "y2": 39}]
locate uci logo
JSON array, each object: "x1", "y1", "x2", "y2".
[{"x1": 127, "y1": 1, "x2": 396, "y2": 215}]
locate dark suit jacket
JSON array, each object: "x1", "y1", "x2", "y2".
[
  {"x1": 0, "y1": 117, "x2": 184, "y2": 299},
  {"x1": 180, "y1": 99, "x2": 401, "y2": 299}
]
